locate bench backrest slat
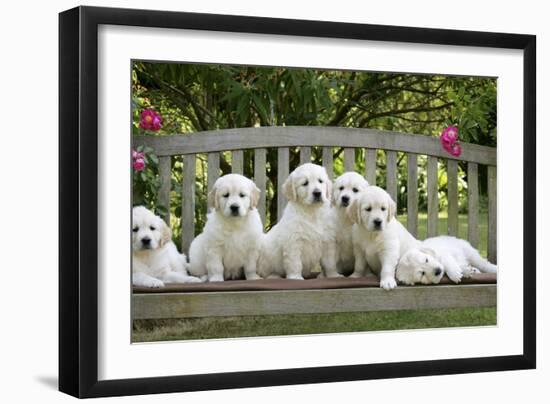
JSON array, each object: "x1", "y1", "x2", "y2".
[
  {"x1": 322, "y1": 147, "x2": 333, "y2": 179},
  {"x1": 467, "y1": 162, "x2": 479, "y2": 248},
  {"x1": 487, "y1": 165, "x2": 497, "y2": 263},
  {"x1": 447, "y1": 160, "x2": 459, "y2": 236},
  {"x1": 365, "y1": 148, "x2": 377, "y2": 185},
  {"x1": 406, "y1": 153, "x2": 418, "y2": 238},
  {"x1": 182, "y1": 154, "x2": 196, "y2": 254},
  {"x1": 344, "y1": 148, "x2": 355, "y2": 172},
  {"x1": 300, "y1": 146, "x2": 312, "y2": 165},
  {"x1": 135, "y1": 126, "x2": 495, "y2": 165},
  {"x1": 207, "y1": 152, "x2": 220, "y2": 193},
  {"x1": 277, "y1": 147, "x2": 290, "y2": 221},
  {"x1": 231, "y1": 150, "x2": 243, "y2": 174},
  {"x1": 427, "y1": 156, "x2": 439, "y2": 238},
  {"x1": 158, "y1": 156, "x2": 171, "y2": 225},
  {"x1": 254, "y1": 148, "x2": 267, "y2": 224},
  {"x1": 386, "y1": 150, "x2": 398, "y2": 203}
]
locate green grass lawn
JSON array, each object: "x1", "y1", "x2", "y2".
[{"x1": 133, "y1": 213, "x2": 493, "y2": 343}]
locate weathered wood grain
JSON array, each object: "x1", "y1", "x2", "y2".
[
  {"x1": 277, "y1": 147, "x2": 289, "y2": 221},
  {"x1": 158, "y1": 156, "x2": 171, "y2": 225},
  {"x1": 386, "y1": 150, "x2": 397, "y2": 203},
  {"x1": 365, "y1": 148, "x2": 377, "y2": 185},
  {"x1": 322, "y1": 147, "x2": 333, "y2": 179},
  {"x1": 181, "y1": 154, "x2": 195, "y2": 255},
  {"x1": 231, "y1": 150, "x2": 243, "y2": 174},
  {"x1": 254, "y1": 148, "x2": 267, "y2": 224},
  {"x1": 344, "y1": 147, "x2": 355, "y2": 172},
  {"x1": 133, "y1": 126, "x2": 496, "y2": 165},
  {"x1": 427, "y1": 156, "x2": 439, "y2": 237},
  {"x1": 468, "y1": 162, "x2": 479, "y2": 248},
  {"x1": 447, "y1": 159, "x2": 459, "y2": 236},
  {"x1": 207, "y1": 152, "x2": 220, "y2": 193},
  {"x1": 132, "y1": 284, "x2": 497, "y2": 319},
  {"x1": 407, "y1": 153, "x2": 418, "y2": 237},
  {"x1": 300, "y1": 146, "x2": 312, "y2": 165}
]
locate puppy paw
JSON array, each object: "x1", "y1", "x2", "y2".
[
  {"x1": 287, "y1": 274, "x2": 305, "y2": 280},
  {"x1": 349, "y1": 271, "x2": 363, "y2": 278},
  {"x1": 446, "y1": 269, "x2": 463, "y2": 283},
  {"x1": 185, "y1": 276, "x2": 204, "y2": 283},
  {"x1": 246, "y1": 273, "x2": 262, "y2": 281},
  {"x1": 380, "y1": 277, "x2": 397, "y2": 290},
  {"x1": 208, "y1": 275, "x2": 225, "y2": 283},
  {"x1": 145, "y1": 278, "x2": 165, "y2": 288}
]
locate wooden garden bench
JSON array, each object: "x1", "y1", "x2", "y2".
[{"x1": 133, "y1": 126, "x2": 497, "y2": 320}]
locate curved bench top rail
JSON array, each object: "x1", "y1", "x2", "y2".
[{"x1": 133, "y1": 126, "x2": 496, "y2": 166}]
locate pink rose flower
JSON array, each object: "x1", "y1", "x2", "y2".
[
  {"x1": 133, "y1": 158, "x2": 146, "y2": 172},
  {"x1": 440, "y1": 125, "x2": 462, "y2": 157},
  {"x1": 132, "y1": 150, "x2": 145, "y2": 160},
  {"x1": 139, "y1": 109, "x2": 162, "y2": 131}
]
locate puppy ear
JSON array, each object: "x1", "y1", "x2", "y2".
[
  {"x1": 282, "y1": 174, "x2": 296, "y2": 202},
  {"x1": 250, "y1": 181, "x2": 261, "y2": 210},
  {"x1": 159, "y1": 219, "x2": 172, "y2": 247},
  {"x1": 419, "y1": 247, "x2": 437, "y2": 258},
  {"x1": 346, "y1": 198, "x2": 361, "y2": 224},
  {"x1": 395, "y1": 259, "x2": 414, "y2": 285},
  {"x1": 207, "y1": 184, "x2": 218, "y2": 210},
  {"x1": 387, "y1": 195, "x2": 397, "y2": 223}
]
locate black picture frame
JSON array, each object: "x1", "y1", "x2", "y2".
[{"x1": 59, "y1": 5, "x2": 536, "y2": 398}]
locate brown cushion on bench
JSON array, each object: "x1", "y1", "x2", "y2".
[{"x1": 132, "y1": 273, "x2": 496, "y2": 294}]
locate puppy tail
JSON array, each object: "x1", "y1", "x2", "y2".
[{"x1": 466, "y1": 247, "x2": 497, "y2": 274}]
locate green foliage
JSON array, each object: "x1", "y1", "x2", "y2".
[{"x1": 131, "y1": 62, "x2": 496, "y2": 230}]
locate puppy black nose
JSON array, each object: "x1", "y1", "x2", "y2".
[
  {"x1": 434, "y1": 268, "x2": 442, "y2": 277},
  {"x1": 141, "y1": 237, "x2": 151, "y2": 246},
  {"x1": 313, "y1": 190, "x2": 322, "y2": 199},
  {"x1": 230, "y1": 204, "x2": 240, "y2": 214},
  {"x1": 341, "y1": 195, "x2": 350, "y2": 205},
  {"x1": 373, "y1": 219, "x2": 382, "y2": 227}
]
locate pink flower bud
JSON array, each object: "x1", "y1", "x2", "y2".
[{"x1": 439, "y1": 125, "x2": 462, "y2": 157}]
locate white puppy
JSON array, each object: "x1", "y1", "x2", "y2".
[
  {"x1": 258, "y1": 163, "x2": 332, "y2": 280},
  {"x1": 188, "y1": 174, "x2": 263, "y2": 282},
  {"x1": 322, "y1": 172, "x2": 369, "y2": 277},
  {"x1": 349, "y1": 186, "x2": 418, "y2": 290},
  {"x1": 132, "y1": 206, "x2": 202, "y2": 288},
  {"x1": 396, "y1": 235, "x2": 497, "y2": 285}
]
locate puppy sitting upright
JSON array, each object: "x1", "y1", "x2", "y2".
[
  {"x1": 188, "y1": 174, "x2": 263, "y2": 282},
  {"x1": 258, "y1": 163, "x2": 332, "y2": 280},
  {"x1": 349, "y1": 186, "x2": 418, "y2": 290},
  {"x1": 132, "y1": 206, "x2": 202, "y2": 288},
  {"x1": 322, "y1": 172, "x2": 369, "y2": 277}
]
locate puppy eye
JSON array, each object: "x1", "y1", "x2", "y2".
[
  {"x1": 222, "y1": 192, "x2": 229, "y2": 198},
  {"x1": 339, "y1": 186, "x2": 344, "y2": 191},
  {"x1": 365, "y1": 207, "x2": 372, "y2": 212},
  {"x1": 150, "y1": 226, "x2": 156, "y2": 231},
  {"x1": 318, "y1": 178, "x2": 323, "y2": 183},
  {"x1": 425, "y1": 258, "x2": 429, "y2": 263},
  {"x1": 421, "y1": 271, "x2": 425, "y2": 276},
  {"x1": 352, "y1": 188, "x2": 358, "y2": 193},
  {"x1": 239, "y1": 193, "x2": 245, "y2": 198},
  {"x1": 381, "y1": 207, "x2": 386, "y2": 211},
  {"x1": 132, "y1": 227, "x2": 138, "y2": 232},
  {"x1": 303, "y1": 180, "x2": 309, "y2": 186}
]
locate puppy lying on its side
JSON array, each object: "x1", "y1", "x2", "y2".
[
  {"x1": 321, "y1": 172, "x2": 369, "y2": 277},
  {"x1": 349, "y1": 186, "x2": 418, "y2": 290},
  {"x1": 258, "y1": 163, "x2": 332, "y2": 280},
  {"x1": 396, "y1": 235, "x2": 497, "y2": 285},
  {"x1": 188, "y1": 174, "x2": 263, "y2": 282},
  {"x1": 132, "y1": 206, "x2": 202, "y2": 288}
]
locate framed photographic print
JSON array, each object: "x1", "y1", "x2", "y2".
[{"x1": 59, "y1": 5, "x2": 536, "y2": 398}]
